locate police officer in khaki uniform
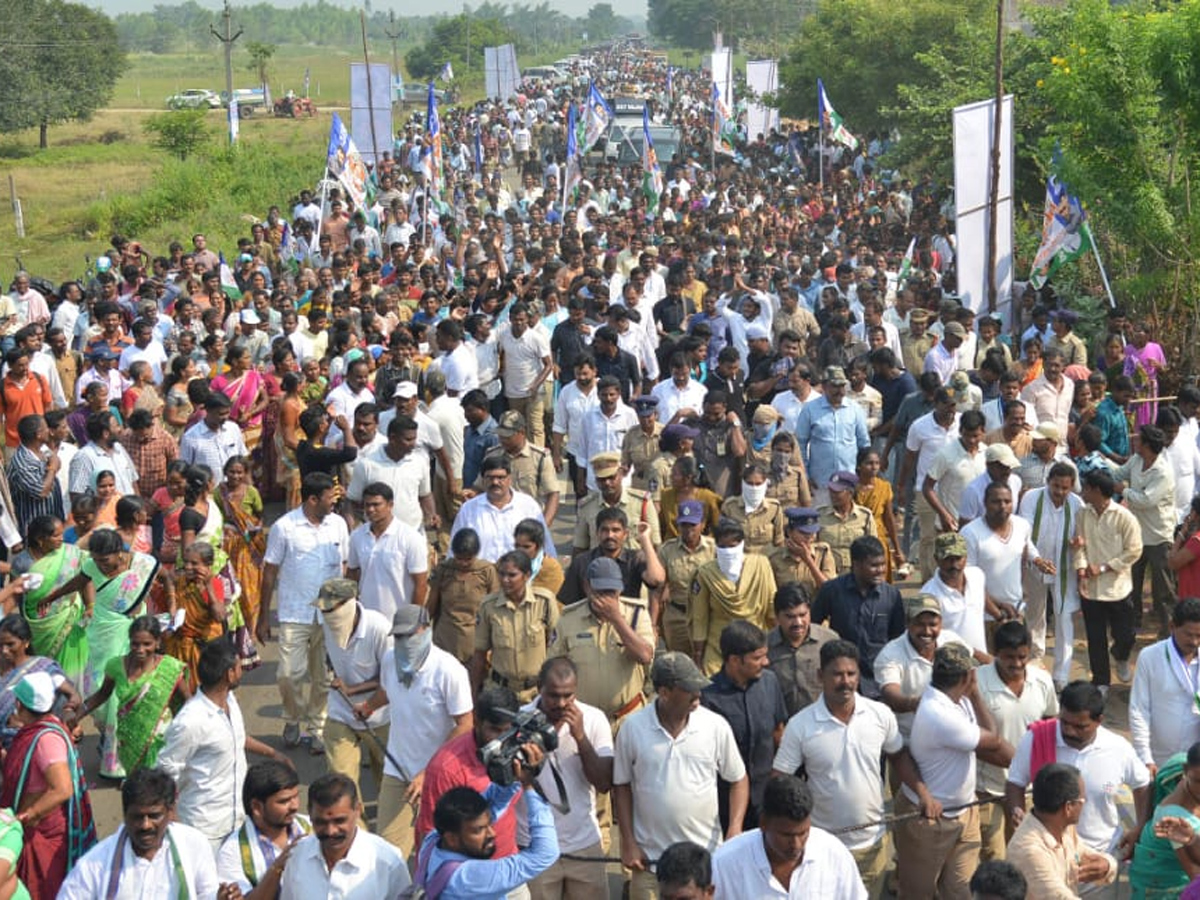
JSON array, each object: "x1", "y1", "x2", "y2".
[
  {"x1": 767, "y1": 507, "x2": 838, "y2": 594},
  {"x1": 573, "y1": 451, "x2": 661, "y2": 554},
  {"x1": 469, "y1": 549, "x2": 560, "y2": 703},
  {"x1": 550, "y1": 557, "x2": 656, "y2": 725},
  {"x1": 621, "y1": 396, "x2": 664, "y2": 491},
  {"x1": 654, "y1": 499, "x2": 716, "y2": 654},
  {"x1": 645, "y1": 423, "x2": 699, "y2": 502},
  {"x1": 720, "y1": 462, "x2": 786, "y2": 555},
  {"x1": 900, "y1": 309, "x2": 936, "y2": 376},
  {"x1": 817, "y1": 471, "x2": 879, "y2": 574},
  {"x1": 473, "y1": 410, "x2": 560, "y2": 526}
]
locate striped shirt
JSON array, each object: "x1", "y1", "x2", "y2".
[{"x1": 6, "y1": 444, "x2": 64, "y2": 533}]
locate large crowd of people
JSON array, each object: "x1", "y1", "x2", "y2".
[{"x1": 0, "y1": 38, "x2": 1196, "y2": 900}]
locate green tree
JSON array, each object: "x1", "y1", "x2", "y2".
[
  {"x1": 144, "y1": 109, "x2": 213, "y2": 160},
  {"x1": 584, "y1": 3, "x2": 620, "y2": 40},
  {"x1": 0, "y1": 0, "x2": 124, "y2": 148},
  {"x1": 406, "y1": 14, "x2": 516, "y2": 80},
  {"x1": 245, "y1": 41, "x2": 276, "y2": 87}
]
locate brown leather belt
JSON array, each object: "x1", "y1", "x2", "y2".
[
  {"x1": 613, "y1": 693, "x2": 646, "y2": 719},
  {"x1": 491, "y1": 671, "x2": 539, "y2": 691}
]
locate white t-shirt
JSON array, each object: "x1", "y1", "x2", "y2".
[
  {"x1": 520, "y1": 698, "x2": 614, "y2": 853},
  {"x1": 872, "y1": 629, "x2": 972, "y2": 742},
  {"x1": 712, "y1": 827, "x2": 868, "y2": 898},
  {"x1": 378, "y1": 644, "x2": 473, "y2": 779},
  {"x1": 441, "y1": 343, "x2": 480, "y2": 393},
  {"x1": 498, "y1": 327, "x2": 551, "y2": 398},
  {"x1": 324, "y1": 605, "x2": 391, "y2": 730},
  {"x1": 975, "y1": 662, "x2": 1058, "y2": 796},
  {"x1": 927, "y1": 439, "x2": 986, "y2": 520},
  {"x1": 919, "y1": 568, "x2": 989, "y2": 654},
  {"x1": 613, "y1": 703, "x2": 747, "y2": 858},
  {"x1": 956, "y1": 470, "x2": 1024, "y2": 523},
  {"x1": 905, "y1": 412, "x2": 960, "y2": 487},
  {"x1": 348, "y1": 518, "x2": 429, "y2": 622},
  {"x1": 962, "y1": 515, "x2": 1039, "y2": 609},
  {"x1": 772, "y1": 694, "x2": 902, "y2": 850},
  {"x1": 903, "y1": 685, "x2": 981, "y2": 813},
  {"x1": 1008, "y1": 722, "x2": 1150, "y2": 853}
]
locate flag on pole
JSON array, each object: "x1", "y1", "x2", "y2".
[
  {"x1": 473, "y1": 125, "x2": 484, "y2": 182},
  {"x1": 898, "y1": 236, "x2": 917, "y2": 286},
  {"x1": 712, "y1": 82, "x2": 736, "y2": 156},
  {"x1": 642, "y1": 106, "x2": 663, "y2": 214},
  {"x1": 218, "y1": 253, "x2": 243, "y2": 301},
  {"x1": 563, "y1": 101, "x2": 583, "y2": 211},
  {"x1": 1029, "y1": 174, "x2": 1092, "y2": 289},
  {"x1": 666, "y1": 66, "x2": 674, "y2": 99},
  {"x1": 818, "y1": 78, "x2": 859, "y2": 150},
  {"x1": 326, "y1": 113, "x2": 370, "y2": 209},
  {"x1": 582, "y1": 83, "x2": 613, "y2": 153},
  {"x1": 422, "y1": 82, "x2": 444, "y2": 200},
  {"x1": 439, "y1": 61, "x2": 455, "y2": 82}
]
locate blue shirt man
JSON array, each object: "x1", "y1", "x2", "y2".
[{"x1": 794, "y1": 367, "x2": 871, "y2": 488}]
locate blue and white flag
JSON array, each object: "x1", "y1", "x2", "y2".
[
  {"x1": 712, "y1": 82, "x2": 736, "y2": 156},
  {"x1": 582, "y1": 83, "x2": 613, "y2": 153},
  {"x1": 421, "y1": 83, "x2": 443, "y2": 199},
  {"x1": 563, "y1": 101, "x2": 582, "y2": 210},
  {"x1": 439, "y1": 61, "x2": 454, "y2": 82},
  {"x1": 473, "y1": 125, "x2": 484, "y2": 182},
  {"x1": 642, "y1": 106, "x2": 663, "y2": 213}
]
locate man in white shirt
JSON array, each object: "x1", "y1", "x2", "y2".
[
  {"x1": 353, "y1": 606, "x2": 473, "y2": 858},
  {"x1": 158, "y1": 639, "x2": 292, "y2": 851},
  {"x1": 922, "y1": 409, "x2": 987, "y2": 536},
  {"x1": 498, "y1": 301, "x2": 554, "y2": 446},
  {"x1": 923, "y1": 322, "x2": 965, "y2": 382},
  {"x1": 1129, "y1": 598, "x2": 1200, "y2": 773},
  {"x1": 325, "y1": 357, "x2": 374, "y2": 447},
  {"x1": 956, "y1": 443, "x2": 1025, "y2": 526},
  {"x1": 551, "y1": 356, "x2": 600, "y2": 499},
  {"x1": 59, "y1": 768, "x2": 221, "y2": 900},
  {"x1": 117, "y1": 318, "x2": 168, "y2": 384},
  {"x1": 525, "y1": 657, "x2": 615, "y2": 898},
  {"x1": 260, "y1": 472, "x2": 350, "y2": 754},
  {"x1": 578, "y1": 376, "x2": 639, "y2": 491},
  {"x1": 1021, "y1": 346, "x2": 1074, "y2": 454},
  {"x1": 424, "y1": 370, "x2": 467, "y2": 538},
  {"x1": 894, "y1": 643, "x2": 1014, "y2": 900},
  {"x1": 346, "y1": 416, "x2": 437, "y2": 534},
  {"x1": 874, "y1": 593, "x2": 979, "y2": 743},
  {"x1": 774, "y1": 639, "x2": 936, "y2": 895},
  {"x1": 347, "y1": 482, "x2": 429, "y2": 621},
  {"x1": 899, "y1": 388, "x2": 960, "y2": 579},
  {"x1": 281, "y1": 772, "x2": 411, "y2": 899},
  {"x1": 178, "y1": 392, "x2": 247, "y2": 486},
  {"x1": 317, "y1": 578, "x2": 392, "y2": 823},
  {"x1": 438, "y1": 319, "x2": 480, "y2": 396},
  {"x1": 1018, "y1": 463, "x2": 1083, "y2": 687},
  {"x1": 962, "y1": 481, "x2": 1053, "y2": 625},
  {"x1": 975, "y1": 622, "x2": 1059, "y2": 863},
  {"x1": 614, "y1": 652, "x2": 749, "y2": 900},
  {"x1": 712, "y1": 774, "x2": 867, "y2": 900},
  {"x1": 1005, "y1": 681, "x2": 1151, "y2": 860},
  {"x1": 921, "y1": 532, "x2": 989, "y2": 656},
  {"x1": 651, "y1": 353, "x2": 708, "y2": 424},
  {"x1": 451, "y1": 454, "x2": 553, "y2": 563},
  {"x1": 216, "y1": 760, "x2": 311, "y2": 895}
]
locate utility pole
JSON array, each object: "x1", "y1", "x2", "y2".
[
  {"x1": 464, "y1": 3, "x2": 470, "y2": 73},
  {"x1": 385, "y1": 10, "x2": 404, "y2": 84},
  {"x1": 211, "y1": 1, "x2": 242, "y2": 107}
]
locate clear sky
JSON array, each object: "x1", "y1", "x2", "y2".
[{"x1": 102, "y1": 0, "x2": 649, "y2": 24}]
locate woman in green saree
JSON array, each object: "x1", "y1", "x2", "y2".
[
  {"x1": 72, "y1": 616, "x2": 189, "y2": 775},
  {"x1": 11, "y1": 516, "x2": 88, "y2": 687},
  {"x1": 38, "y1": 528, "x2": 176, "y2": 779},
  {"x1": 1130, "y1": 744, "x2": 1200, "y2": 898}
]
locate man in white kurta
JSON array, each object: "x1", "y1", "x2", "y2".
[{"x1": 1129, "y1": 600, "x2": 1200, "y2": 772}]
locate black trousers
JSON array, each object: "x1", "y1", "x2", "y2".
[
  {"x1": 1080, "y1": 595, "x2": 1136, "y2": 686},
  {"x1": 1130, "y1": 541, "x2": 1175, "y2": 635}
]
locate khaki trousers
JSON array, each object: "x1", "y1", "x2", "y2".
[
  {"x1": 661, "y1": 604, "x2": 692, "y2": 655},
  {"x1": 508, "y1": 393, "x2": 547, "y2": 447},
  {"x1": 851, "y1": 833, "x2": 892, "y2": 900},
  {"x1": 893, "y1": 791, "x2": 980, "y2": 900},
  {"x1": 528, "y1": 840, "x2": 608, "y2": 900},
  {"x1": 277, "y1": 622, "x2": 328, "y2": 736},
  {"x1": 977, "y1": 793, "x2": 1007, "y2": 862},
  {"x1": 629, "y1": 869, "x2": 659, "y2": 900},
  {"x1": 324, "y1": 720, "x2": 388, "y2": 825},
  {"x1": 914, "y1": 493, "x2": 939, "y2": 581},
  {"x1": 377, "y1": 774, "x2": 418, "y2": 859}
]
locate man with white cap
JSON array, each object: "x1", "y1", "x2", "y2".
[
  {"x1": 353, "y1": 605, "x2": 473, "y2": 857},
  {"x1": 957, "y1": 443, "x2": 1025, "y2": 526},
  {"x1": 231, "y1": 307, "x2": 270, "y2": 366},
  {"x1": 317, "y1": 577, "x2": 392, "y2": 821}
]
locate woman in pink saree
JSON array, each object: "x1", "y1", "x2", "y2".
[
  {"x1": 1124, "y1": 321, "x2": 1167, "y2": 428},
  {"x1": 209, "y1": 342, "x2": 269, "y2": 451}
]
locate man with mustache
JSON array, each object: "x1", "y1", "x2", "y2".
[
  {"x1": 59, "y1": 767, "x2": 225, "y2": 899},
  {"x1": 282, "y1": 772, "x2": 410, "y2": 898}
]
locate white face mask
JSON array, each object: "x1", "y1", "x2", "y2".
[
  {"x1": 742, "y1": 482, "x2": 768, "y2": 511},
  {"x1": 715, "y1": 543, "x2": 745, "y2": 582}
]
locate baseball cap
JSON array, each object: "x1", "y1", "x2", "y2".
[
  {"x1": 11, "y1": 671, "x2": 55, "y2": 714},
  {"x1": 1033, "y1": 423, "x2": 1060, "y2": 443},
  {"x1": 391, "y1": 605, "x2": 430, "y2": 636},
  {"x1": 909, "y1": 309, "x2": 930, "y2": 323},
  {"x1": 586, "y1": 557, "x2": 625, "y2": 592},
  {"x1": 933, "y1": 642, "x2": 978, "y2": 676},
  {"x1": 904, "y1": 593, "x2": 943, "y2": 621},
  {"x1": 828, "y1": 471, "x2": 860, "y2": 493},
  {"x1": 392, "y1": 381, "x2": 419, "y2": 400},
  {"x1": 934, "y1": 532, "x2": 969, "y2": 560},
  {"x1": 746, "y1": 322, "x2": 771, "y2": 342},
  {"x1": 985, "y1": 444, "x2": 1020, "y2": 468},
  {"x1": 785, "y1": 507, "x2": 821, "y2": 534},
  {"x1": 943, "y1": 322, "x2": 967, "y2": 340},
  {"x1": 651, "y1": 652, "x2": 709, "y2": 692},
  {"x1": 312, "y1": 578, "x2": 357, "y2": 611},
  {"x1": 823, "y1": 366, "x2": 849, "y2": 386},
  {"x1": 676, "y1": 499, "x2": 705, "y2": 526},
  {"x1": 497, "y1": 410, "x2": 526, "y2": 437},
  {"x1": 753, "y1": 405, "x2": 780, "y2": 425},
  {"x1": 590, "y1": 452, "x2": 622, "y2": 479},
  {"x1": 239, "y1": 309, "x2": 261, "y2": 325}
]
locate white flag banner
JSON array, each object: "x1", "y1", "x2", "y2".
[{"x1": 745, "y1": 59, "x2": 779, "y2": 141}]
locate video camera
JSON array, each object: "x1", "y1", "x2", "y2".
[{"x1": 477, "y1": 708, "x2": 559, "y2": 786}]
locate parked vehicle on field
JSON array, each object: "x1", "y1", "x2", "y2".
[
  {"x1": 166, "y1": 89, "x2": 221, "y2": 110},
  {"x1": 221, "y1": 88, "x2": 269, "y2": 118},
  {"x1": 274, "y1": 95, "x2": 316, "y2": 117}
]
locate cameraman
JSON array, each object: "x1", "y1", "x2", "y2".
[
  {"x1": 415, "y1": 744, "x2": 559, "y2": 899},
  {"x1": 525, "y1": 656, "x2": 614, "y2": 899}
]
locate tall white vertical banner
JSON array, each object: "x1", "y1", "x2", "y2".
[
  {"x1": 350, "y1": 62, "x2": 394, "y2": 164},
  {"x1": 501, "y1": 44, "x2": 520, "y2": 100},
  {"x1": 227, "y1": 97, "x2": 239, "y2": 144},
  {"x1": 745, "y1": 59, "x2": 779, "y2": 140},
  {"x1": 485, "y1": 46, "x2": 501, "y2": 99},
  {"x1": 953, "y1": 95, "x2": 1014, "y2": 318},
  {"x1": 711, "y1": 48, "x2": 733, "y2": 114}
]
